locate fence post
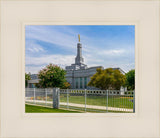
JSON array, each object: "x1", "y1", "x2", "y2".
[
  {"x1": 67, "y1": 89, "x2": 69, "y2": 110},
  {"x1": 133, "y1": 90, "x2": 135, "y2": 113},
  {"x1": 53, "y1": 88, "x2": 60, "y2": 109},
  {"x1": 106, "y1": 90, "x2": 108, "y2": 113},
  {"x1": 34, "y1": 88, "x2": 36, "y2": 104},
  {"x1": 45, "y1": 88, "x2": 47, "y2": 107},
  {"x1": 85, "y1": 89, "x2": 87, "y2": 112}
]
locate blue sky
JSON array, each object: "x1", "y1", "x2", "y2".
[{"x1": 25, "y1": 25, "x2": 135, "y2": 74}]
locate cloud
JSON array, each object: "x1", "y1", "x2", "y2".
[
  {"x1": 26, "y1": 40, "x2": 45, "y2": 53},
  {"x1": 26, "y1": 54, "x2": 75, "y2": 66},
  {"x1": 25, "y1": 66, "x2": 43, "y2": 74},
  {"x1": 25, "y1": 25, "x2": 96, "y2": 54},
  {"x1": 95, "y1": 49, "x2": 126, "y2": 57},
  {"x1": 25, "y1": 54, "x2": 75, "y2": 73},
  {"x1": 100, "y1": 49, "x2": 125, "y2": 55},
  {"x1": 25, "y1": 54, "x2": 135, "y2": 74},
  {"x1": 26, "y1": 26, "x2": 78, "y2": 50},
  {"x1": 27, "y1": 44, "x2": 44, "y2": 53}
]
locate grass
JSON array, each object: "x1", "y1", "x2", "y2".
[
  {"x1": 60, "y1": 94, "x2": 133, "y2": 109},
  {"x1": 26, "y1": 104, "x2": 130, "y2": 113},
  {"x1": 27, "y1": 94, "x2": 133, "y2": 109},
  {"x1": 26, "y1": 94, "x2": 134, "y2": 113},
  {"x1": 25, "y1": 104, "x2": 80, "y2": 113}
]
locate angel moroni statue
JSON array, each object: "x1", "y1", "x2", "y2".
[{"x1": 78, "y1": 34, "x2": 80, "y2": 42}]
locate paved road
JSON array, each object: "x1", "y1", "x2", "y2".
[{"x1": 25, "y1": 99, "x2": 133, "y2": 112}]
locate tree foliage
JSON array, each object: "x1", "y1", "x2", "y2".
[
  {"x1": 125, "y1": 69, "x2": 135, "y2": 90},
  {"x1": 88, "y1": 68, "x2": 126, "y2": 90},
  {"x1": 25, "y1": 73, "x2": 31, "y2": 87},
  {"x1": 36, "y1": 63, "x2": 67, "y2": 88},
  {"x1": 61, "y1": 82, "x2": 71, "y2": 89}
]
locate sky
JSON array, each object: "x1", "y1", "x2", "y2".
[{"x1": 25, "y1": 25, "x2": 135, "y2": 74}]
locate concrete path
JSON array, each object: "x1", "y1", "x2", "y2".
[{"x1": 25, "y1": 99, "x2": 133, "y2": 112}]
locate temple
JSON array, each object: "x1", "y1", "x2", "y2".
[
  {"x1": 65, "y1": 35, "x2": 125, "y2": 89},
  {"x1": 27, "y1": 35, "x2": 126, "y2": 91},
  {"x1": 65, "y1": 40, "x2": 103, "y2": 89}
]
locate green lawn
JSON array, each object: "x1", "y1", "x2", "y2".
[
  {"x1": 27, "y1": 94, "x2": 133, "y2": 109},
  {"x1": 60, "y1": 94, "x2": 133, "y2": 109},
  {"x1": 26, "y1": 104, "x2": 130, "y2": 113},
  {"x1": 25, "y1": 104, "x2": 80, "y2": 113}
]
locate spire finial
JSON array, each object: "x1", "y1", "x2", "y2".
[{"x1": 78, "y1": 34, "x2": 80, "y2": 42}]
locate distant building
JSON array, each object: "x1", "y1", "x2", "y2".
[{"x1": 27, "y1": 74, "x2": 39, "y2": 88}]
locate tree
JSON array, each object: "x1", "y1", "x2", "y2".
[
  {"x1": 113, "y1": 69, "x2": 126, "y2": 90},
  {"x1": 61, "y1": 82, "x2": 71, "y2": 89},
  {"x1": 88, "y1": 68, "x2": 126, "y2": 90},
  {"x1": 125, "y1": 69, "x2": 135, "y2": 90},
  {"x1": 37, "y1": 63, "x2": 67, "y2": 88},
  {"x1": 25, "y1": 73, "x2": 31, "y2": 87}
]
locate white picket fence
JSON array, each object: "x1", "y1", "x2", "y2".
[{"x1": 25, "y1": 88, "x2": 135, "y2": 113}]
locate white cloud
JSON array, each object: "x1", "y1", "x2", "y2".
[
  {"x1": 26, "y1": 26, "x2": 77, "y2": 50},
  {"x1": 26, "y1": 25, "x2": 94, "y2": 54},
  {"x1": 25, "y1": 53, "x2": 134, "y2": 74},
  {"x1": 25, "y1": 66, "x2": 43, "y2": 74},
  {"x1": 98, "y1": 49, "x2": 125, "y2": 56},
  {"x1": 27, "y1": 46, "x2": 44, "y2": 53},
  {"x1": 26, "y1": 54, "x2": 75, "y2": 66},
  {"x1": 25, "y1": 54, "x2": 75, "y2": 73},
  {"x1": 26, "y1": 40, "x2": 45, "y2": 53}
]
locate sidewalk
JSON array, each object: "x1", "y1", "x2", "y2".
[{"x1": 25, "y1": 99, "x2": 133, "y2": 112}]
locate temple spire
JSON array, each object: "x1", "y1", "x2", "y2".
[
  {"x1": 65, "y1": 34, "x2": 87, "y2": 70},
  {"x1": 75, "y1": 34, "x2": 84, "y2": 65}
]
